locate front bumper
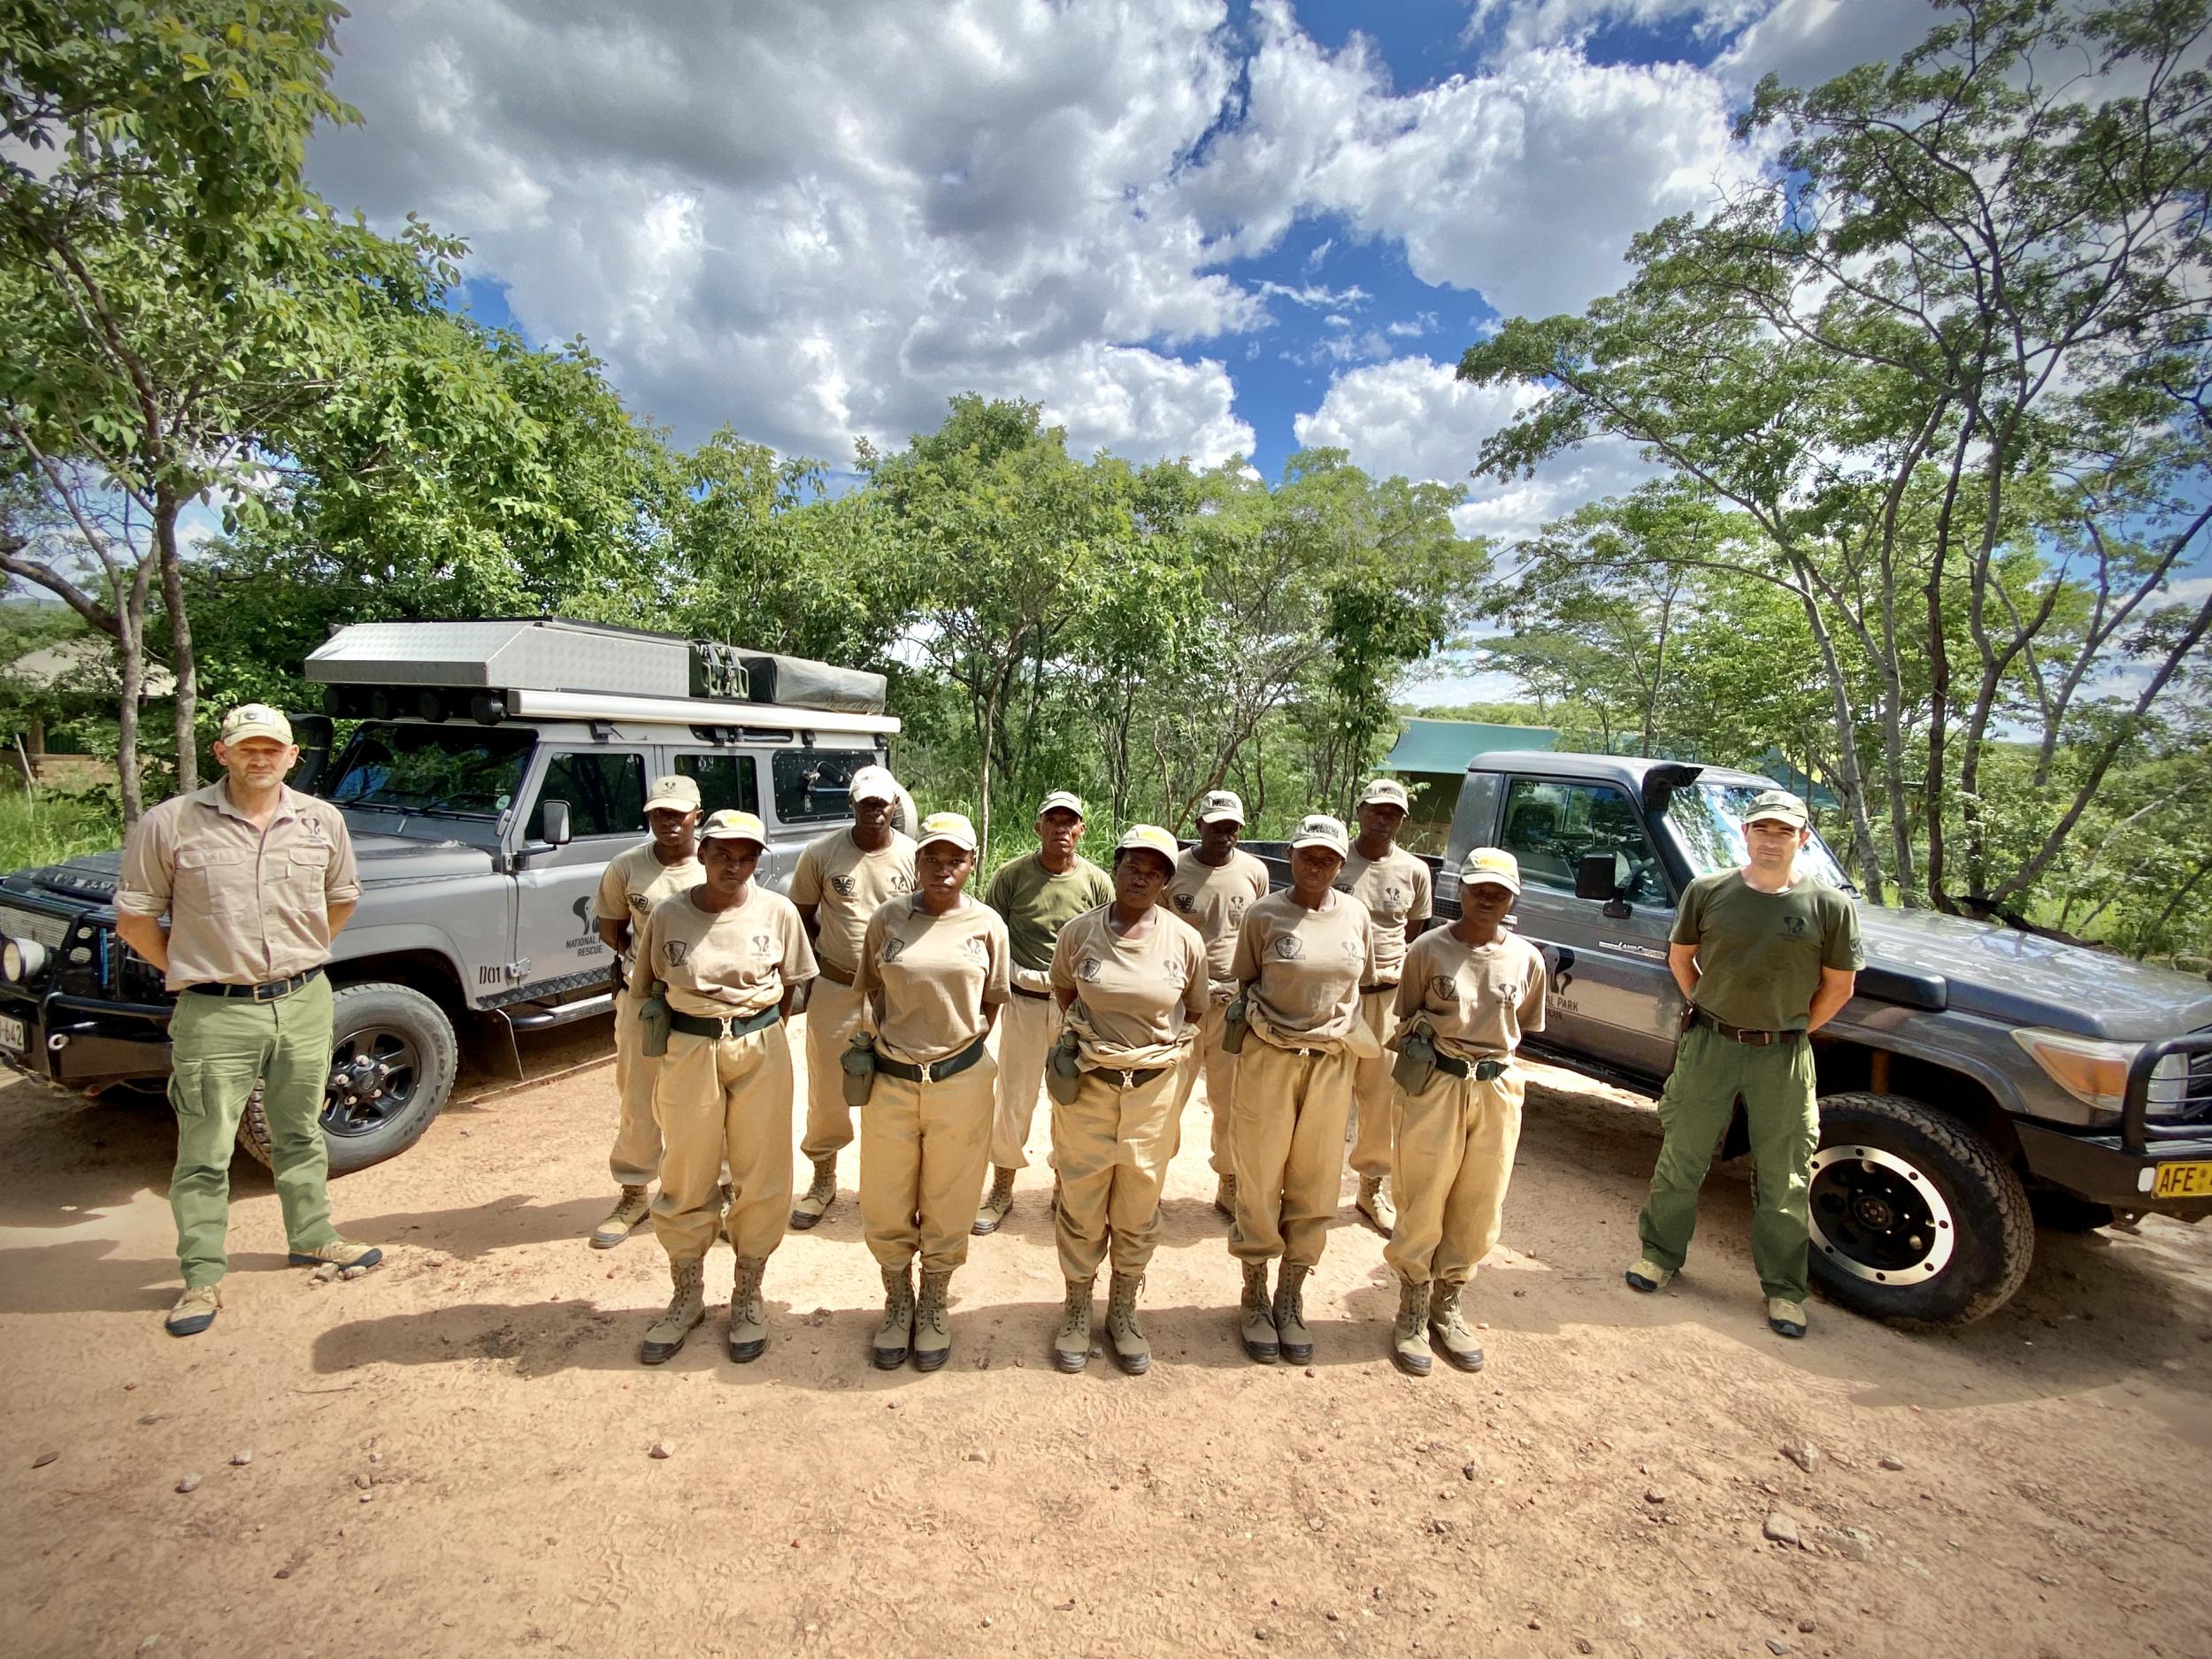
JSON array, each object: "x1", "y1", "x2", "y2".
[
  {"x1": 0, "y1": 984, "x2": 173, "y2": 1087},
  {"x1": 2016, "y1": 1116, "x2": 2212, "y2": 1220}
]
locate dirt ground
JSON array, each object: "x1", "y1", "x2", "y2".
[{"x1": 3, "y1": 1018, "x2": 2208, "y2": 1659}]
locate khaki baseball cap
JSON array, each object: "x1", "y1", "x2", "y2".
[
  {"x1": 1036, "y1": 790, "x2": 1085, "y2": 820},
  {"x1": 699, "y1": 808, "x2": 767, "y2": 846},
  {"x1": 849, "y1": 764, "x2": 900, "y2": 805},
  {"x1": 218, "y1": 703, "x2": 293, "y2": 746},
  {"x1": 1115, "y1": 824, "x2": 1179, "y2": 864},
  {"x1": 917, "y1": 811, "x2": 979, "y2": 853},
  {"x1": 1289, "y1": 813, "x2": 1349, "y2": 856},
  {"x1": 1359, "y1": 777, "x2": 1409, "y2": 810},
  {"x1": 1196, "y1": 789, "x2": 1245, "y2": 826},
  {"x1": 643, "y1": 773, "x2": 703, "y2": 813},
  {"x1": 1460, "y1": 847, "x2": 1523, "y2": 895},
  {"x1": 1743, "y1": 788, "x2": 1809, "y2": 829}
]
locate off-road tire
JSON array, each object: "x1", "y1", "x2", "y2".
[
  {"x1": 1808, "y1": 1091, "x2": 2034, "y2": 1330},
  {"x1": 236, "y1": 982, "x2": 459, "y2": 1178}
]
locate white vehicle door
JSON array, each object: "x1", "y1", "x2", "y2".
[{"x1": 507, "y1": 744, "x2": 650, "y2": 1000}]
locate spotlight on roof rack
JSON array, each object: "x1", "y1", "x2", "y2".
[{"x1": 471, "y1": 693, "x2": 507, "y2": 726}]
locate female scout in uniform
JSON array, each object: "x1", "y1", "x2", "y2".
[
  {"x1": 1382, "y1": 849, "x2": 1545, "y2": 1377},
  {"x1": 1225, "y1": 813, "x2": 1379, "y2": 1365},
  {"x1": 1046, "y1": 826, "x2": 1210, "y2": 1374},
  {"x1": 854, "y1": 811, "x2": 1011, "y2": 1371},
  {"x1": 632, "y1": 809, "x2": 818, "y2": 1366}
]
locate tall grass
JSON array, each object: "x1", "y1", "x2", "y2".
[{"x1": 0, "y1": 787, "x2": 122, "y2": 873}]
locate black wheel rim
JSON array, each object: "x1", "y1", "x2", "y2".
[
  {"x1": 322, "y1": 1023, "x2": 422, "y2": 1139},
  {"x1": 1807, "y1": 1144, "x2": 1956, "y2": 1284}
]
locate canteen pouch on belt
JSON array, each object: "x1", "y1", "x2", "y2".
[
  {"x1": 1220, "y1": 995, "x2": 1251, "y2": 1054},
  {"x1": 637, "y1": 980, "x2": 672, "y2": 1058},
  {"x1": 1046, "y1": 1030, "x2": 1084, "y2": 1106},
  {"x1": 1390, "y1": 1018, "x2": 1440, "y2": 1095},
  {"x1": 841, "y1": 1033, "x2": 879, "y2": 1107}
]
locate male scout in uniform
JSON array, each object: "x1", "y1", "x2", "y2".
[
  {"x1": 1339, "y1": 777, "x2": 1432, "y2": 1236},
  {"x1": 1624, "y1": 789, "x2": 1861, "y2": 1338},
  {"x1": 787, "y1": 764, "x2": 915, "y2": 1228},
  {"x1": 974, "y1": 789, "x2": 1112, "y2": 1234},
  {"x1": 115, "y1": 704, "x2": 381, "y2": 1337},
  {"x1": 1165, "y1": 789, "x2": 1271, "y2": 1219},
  {"x1": 589, "y1": 772, "x2": 704, "y2": 1248}
]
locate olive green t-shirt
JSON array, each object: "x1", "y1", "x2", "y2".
[
  {"x1": 1230, "y1": 889, "x2": 1378, "y2": 1045},
  {"x1": 595, "y1": 841, "x2": 705, "y2": 970},
  {"x1": 984, "y1": 853, "x2": 1114, "y2": 988},
  {"x1": 788, "y1": 827, "x2": 917, "y2": 977},
  {"x1": 855, "y1": 895, "x2": 1012, "y2": 1066},
  {"x1": 1338, "y1": 844, "x2": 1432, "y2": 986},
  {"x1": 1673, "y1": 869, "x2": 1863, "y2": 1033},
  {"x1": 1050, "y1": 903, "x2": 1210, "y2": 1068},
  {"x1": 637, "y1": 885, "x2": 817, "y2": 1019},
  {"x1": 1166, "y1": 849, "x2": 1271, "y2": 990},
  {"x1": 1394, "y1": 926, "x2": 1548, "y2": 1063}
]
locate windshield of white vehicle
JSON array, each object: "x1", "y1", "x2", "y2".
[
  {"x1": 326, "y1": 723, "x2": 534, "y2": 818},
  {"x1": 1664, "y1": 782, "x2": 1856, "y2": 892}
]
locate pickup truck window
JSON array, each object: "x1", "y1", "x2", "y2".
[
  {"x1": 326, "y1": 723, "x2": 534, "y2": 817},
  {"x1": 772, "y1": 749, "x2": 874, "y2": 826},
  {"x1": 1665, "y1": 782, "x2": 1855, "y2": 892},
  {"x1": 676, "y1": 752, "x2": 760, "y2": 816},
  {"x1": 1501, "y1": 778, "x2": 1670, "y2": 905},
  {"x1": 530, "y1": 751, "x2": 647, "y2": 840}
]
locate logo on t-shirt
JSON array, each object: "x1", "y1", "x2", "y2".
[
  {"x1": 960, "y1": 934, "x2": 992, "y2": 965},
  {"x1": 830, "y1": 874, "x2": 857, "y2": 898},
  {"x1": 882, "y1": 937, "x2": 907, "y2": 964},
  {"x1": 1172, "y1": 893, "x2": 1195, "y2": 914},
  {"x1": 1164, "y1": 958, "x2": 1188, "y2": 988},
  {"x1": 1429, "y1": 975, "x2": 1458, "y2": 1006},
  {"x1": 1783, "y1": 915, "x2": 1808, "y2": 938},
  {"x1": 1382, "y1": 884, "x2": 1406, "y2": 910},
  {"x1": 1078, "y1": 956, "x2": 1102, "y2": 982},
  {"x1": 751, "y1": 932, "x2": 774, "y2": 959},
  {"x1": 627, "y1": 893, "x2": 650, "y2": 914},
  {"x1": 1272, "y1": 936, "x2": 1304, "y2": 961},
  {"x1": 1226, "y1": 899, "x2": 1249, "y2": 926},
  {"x1": 664, "y1": 941, "x2": 689, "y2": 965}
]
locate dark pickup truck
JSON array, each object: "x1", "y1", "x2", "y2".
[{"x1": 1251, "y1": 751, "x2": 2212, "y2": 1328}]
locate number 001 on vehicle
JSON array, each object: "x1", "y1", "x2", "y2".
[
  {"x1": 0, "y1": 1014, "x2": 24, "y2": 1053},
  {"x1": 2152, "y1": 1160, "x2": 2212, "y2": 1200}
]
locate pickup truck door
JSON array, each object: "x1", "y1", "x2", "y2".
[
  {"x1": 506, "y1": 745, "x2": 649, "y2": 1000},
  {"x1": 1495, "y1": 774, "x2": 1683, "y2": 1080}
]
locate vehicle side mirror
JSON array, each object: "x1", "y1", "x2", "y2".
[
  {"x1": 1574, "y1": 853, "x2": 1620, "y2": 902},
  {"x1": 539, "y1": 800, "x2": 572, "y2": 847}
]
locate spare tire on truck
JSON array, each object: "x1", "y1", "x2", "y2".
[{"x1": 235, "y1": 981, "x2": 460, "y2": 1177}]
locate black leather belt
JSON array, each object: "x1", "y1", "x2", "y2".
[
  {"x1": 817, "y1": 959, "x2": 856, "y2": 987},
  {"x1": 669, "y1": 1005, "x2": 781, "y2": 1041},
  {"x1": 1090, "y1": 1064, "x2": 1169, "y2": 1090},
  {"x1": 1694, "y1": 1009, "x2": 1802, "y2": 1046},
  {"x1": 1434, "y1": 1052, "x2": 1509, "y2": 1081},
  {"x1": 1011, "y1": 984, "x2": 1052, "y2": 1002},
  {"x1": 875, "y1": 1034, "x2": 989, "y2": 1084},
  {"x1": 1359, "y1": 982, "x2": 1395, "y2": 996},
  {"x1": 184, "y1": 966, "x2": 322, "y2": 1002}
]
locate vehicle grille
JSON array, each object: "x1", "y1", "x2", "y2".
[{"x1": 0, "y1": 902, "x2": 72, "y2": 950}]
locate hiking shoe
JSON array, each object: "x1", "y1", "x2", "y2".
[
  {"x1": 639, "y1": 1258, "x2": 706, "y2": 1365},
  {"x1": 1766, "y1": 1297, "x2": 1809, "y2": 1339},
  {"x1": 1106, "y1": 1271, "x2": 1150, "y2": 1375},
  {"x1": 914, "y1": 1270, "x2": 954, "y2": 1371},
  {"x1": 1213, "y1": 1172, "x2": 1237, "y2": 1219},
  {"x1": 788, "y1": 1157, "x2": 838, "y2": 1231},
  {"x1": 1355, "y1": 1175, "x2": 1395, "y2": 1237},
  {"x1": 728, "y1": 1256, "x2": 769, "y2": 1363},
  {"x1": 972, "y1": 1166, "x2": 1016, "y2": 1235},
  {"x1": 1053, "y1": 1277, "x2": 1094, "y2": 1373},
  {"x1": 1427, "y1": 1282, "x2": 1485, "y2": 1372},
  {"x1": 1390, "y1": 1279, "x2": 1431, "y2": 1377},
  {"x1": 1239, "y1": 1260, "x2": 1278, "y2": 1363},
  {"x1": 1624, "y1": 1257, "x2": 1675, "y2": 1293},
  {"x1": 873, "y1": 1265, "x2": 915, "y2": 1370},
  {"x1": 165, "y1": 1283, "x2": 221, "y2": 1338},
  {"x1": 288, "y1": 1238, "x2": 383, "y2": 1271},
  {"x1": 1272, "y1": 1263, "x2": 1315, "y2": 1365},
  {"x1": 591, "y1": 1186, "x2": 650, "y2": 1248}
]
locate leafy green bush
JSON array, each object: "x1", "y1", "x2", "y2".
[{"x1": 0, "y1": 787, "x2": 121, "y2": 873}]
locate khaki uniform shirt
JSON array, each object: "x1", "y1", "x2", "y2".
[
  {"x1": 1050, "y1": 903, "x2": 1210, "y2": 1069},
  {"x1": 594, "y1": 841, "x2": 704, "y2": 971},
  {"x1": 1674, "y1": 868, "x2": 1863, "y2": 1032},
  {"x1": 1394, "y1": 926, "x2": 1548, "y2": 1062},
  {"x1": 1165, "y1": 848, "x2": 1271, "y2": 995},
  {"x1": 637, "y1": 886, "x2": 818, "y2": 1020},
  {"x1": 116, "y1": 783, "x2": 361, "y2": 991},
  {"x1": 1230, "y1": 889, "x2": 1377, "y2": 1046},
  {"x1": 788, "y1": 827, "x2": 918, "y2": 979},
  {"x1": 1338, "y1": 844, "x2": 1432, "y2": 986},
  {"x1": 984, "y1": 853, "x2": 1114, "y2": 992},
  {"x1": 856, "y1": 895, "x2": 1011, "y2": 1066}
]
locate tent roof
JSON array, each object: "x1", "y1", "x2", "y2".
[
  {"x1": 1383, "y1": 718, "x2": 1555, "y2": 775},
  {"x1": 5, "y1": 636, "x2": 175, "y2": 697}
]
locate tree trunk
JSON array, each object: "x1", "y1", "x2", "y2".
[
  {"x1": 157, "y1": 491, "x2": 198, "y2": 793},
  {"x1": 117, "y1": 560, "x2": 156, "y2": 826}
]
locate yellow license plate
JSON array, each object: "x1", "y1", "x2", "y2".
[{"x1": 2153, "y1": 1160, "x2": 2212, "y2": 1200}]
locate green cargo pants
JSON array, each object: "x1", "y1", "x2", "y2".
[
  {"x1": 1634, "y1": 1021, "x2": 1819, "y2": 1304},
  {"x1": 167, "y1": 973, "x2": 339, "y2": 1288}
]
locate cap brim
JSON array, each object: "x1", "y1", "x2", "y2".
[
  {"x1": 1288, "y1": 836, "x2": 1345, "y2": 854},
  {"x1": 1744, "y1": 812, "x2": 1807, "y2": 829},
  {"x1": 643, "y1": 795, "x2": 697, "y2": 813},
  {"x1": 700, "y1": 831, "x2": 765, "y2": 847},
  {"x1": 1196, "y1": 810, "x2": 1242, "y2": 826},
  {"x1": 917, "y1": 833, "x2": 976, "y2": 853},
  {"x1": 1464, "y1": 875, "x2": 1521, "y2": 896},
  {"x1": 851, "y1": 789, "x2": 896, "y2": 805},
  {"x1": 221, "y1": 726, "x2": 292, "y2": 745}
]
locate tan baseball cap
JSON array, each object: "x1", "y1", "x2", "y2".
[
  {"x1": 218, "y1": 703, "x2": 293, "y2": 746},
  {"x1": 1359, "y1": 777, "x2": 1410, "y2": 810},
  {"x1": 1115, "y1": 825, "x2": 1179, "y2": 864},
  {"x1": 699, "y1": 808, "x2": 766, "y2": 846},
  {"x1": 1743, "y1": 789, "x2": 1810, "y2": 830},
  {"x1": 1460, "y1": 847, "x2": 1523, "y2": 895},
  {"x1": 1036, "y1": 790, "x2": 1085, "y2": 820},
  {"x1": 849, "y1": 764, "x2": 900, "y2": 805},
  {"x1": 917, "y1": 811, "x2": 979, "y2": 853},
  {"x1": 1196, "y1": 789, "x2": 1245, "y2": 826},
  {"x1": 643, "y1": 773, "x2": 703, "y2": 813},
  {"x1": 1289, "y1": 813, "x2": 1349, "y2": 856}
]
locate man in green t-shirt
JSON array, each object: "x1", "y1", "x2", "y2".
[
  {"x1": 976, "y1": 789, "x2": 1114, "y2": 1234},
  {"x1": 1624, "y1": 789, "x2": 1862, "y2": 1338}
]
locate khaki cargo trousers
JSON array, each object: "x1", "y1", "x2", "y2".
[
  {"x1": 650, "y1": 1022, "x2": 794, "y2": 1263},
  {"x1": 1052, "y1": 1064, "x2": 1179, "y2": 1280},
  {"x1": 860, "y1": 1049, "x2": 1000, "y2": 1275},
  {"x1": 1382, "y1": 1064, "x2": 1525, "y2": 1288},
  {"x1": 1347, "y1": 987, "x2": 1398, "y2": 1183},
  {"x1": 1169, "y1": 995, "x2": 1239, "y2": 1177},
  {"x1": 1228, "y1": 1037, "x2": 1356, "y2": 1270},
  {"x1": 987, "y1": 990, "x2": 1060, "y2": 1171},
  {"x1": 799, "y1": 972, "x2": 867, "y2": 1163},
  {"x1": 608, "y1": 984, "x2": 663, "y2": 1187},
  {"x1": 167, "y1": 974, "x2": 341, "y2": 1289}
]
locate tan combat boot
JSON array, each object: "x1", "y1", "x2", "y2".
[
  {"x1": 972, "y1": 1166, "x2": 1016, "y2": 1235},
  {"x1": 1107, "y1": 1271, "x2": 1150, "y2": 1375},
  {"x1": 165, "y1": 1282, "x2": 221, "y2": 1338},
  {"x1": 728, "y1": 1256, "x2": 770, "y2": 1363},
  {"x1": 1391, "y1": 1278, "x2": 1432, "y2": 1377},
  {"x1": 1239, "y1": 1260, "x2": 1279, "y2": 1363},
  {"x1": 591, "y1": 1186, "x2": 651, "y2": 1249},
  {"x1": 914, "y1": 1270, "x2": 954, "y2": 1371},
  {"x1": 1272, "y1": 1263, "x2": 1314, "y2": 1364},
  {"x1": 1213, "y1": 1171, "x2": 1237, "y2": 1219},
  {"x1": 1427, "y1": 1281, "x2": 1485, "y2": 1372},
  {"x1": 1052, "y1": 1277, "x2": 1094, "y2": 1373},
  {"x1": 638, "y1": 1257, "x2": 706, "y2": 1365},
  {"x1": 787, "y1": 1157, "x2": 838, "y2": 1231},
  {"x1": 288, "y1": 1237, "x2": 384, "y2": 1270},
  {"x1": 872, "y1": 1264, "x2": 915, "y2": 1370},
  {"x1": 1356, "y1": 1174, "x2": 1396, "y2": 1237}
]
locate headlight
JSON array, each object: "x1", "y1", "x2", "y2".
[
  {"x1": 2011, "y1": 1028, "x2": 2191, "y2": 1117},
  {"x1": 0, "y1": 935, "x2": 43, "y2": 982}
]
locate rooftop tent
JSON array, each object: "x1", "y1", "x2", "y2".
[{"x1": 1383, "y1": 718, "x2": 1556, "y2": 777}]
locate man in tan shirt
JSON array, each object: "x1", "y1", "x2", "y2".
[
  {"x1": 115, "y1": 704, "x2": 380, "y2": 1338},
  {"x1": 1339, "y1": 776, "x2": 1433, "y2": 1236},
  {"x1": 787, "y1": 764, "x2": 915, "y2": 1228}
]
